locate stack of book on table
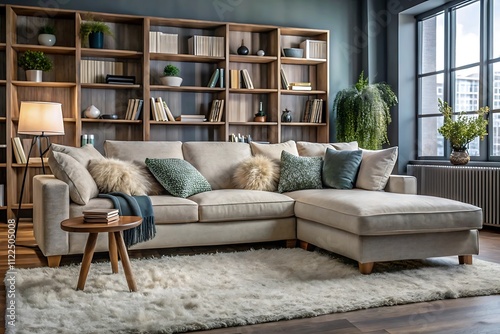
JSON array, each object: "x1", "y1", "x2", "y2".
[{"x1": 83, "y1": 209, "x2": 119, "y2": 224}]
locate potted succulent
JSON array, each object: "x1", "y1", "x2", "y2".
[
  {"x1": 18, "y1": 50, "x2": 53, "y2": 82},
  {"x1": 38, "y1": 25, "x2": 56, "y2": 46},
  {"x1": 160, "y1": 64, "x2": 182, "y2": 86},
  {"x1": 334, "y1": 71, "x2": 398, "y2": 150},
  {"x1": 437, "y1": 99, "x2": 489, "y2": 165},
  {"x1": 80, "y1": 18, "x2": 112, "y2": 49}
]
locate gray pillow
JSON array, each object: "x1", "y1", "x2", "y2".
[
  {"x1": 322, "y1": 148, "x2": 362, "y2": 189},
  {"x1": 145, "y1": 158, "x2": 212, "y2": 198},
  {"x1": 278, "y1": 151, "x2": 323, "y2": 193}
]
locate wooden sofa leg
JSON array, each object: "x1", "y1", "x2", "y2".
[
  {"x1": 285, "y1": 239, "x2": 297, "y2": 248},
  {"x1": 47, "y1": 255, "x2": 62, "y2": 267},
  {"x1": 358, "y1": 262, "x2": 374, "y2": 275},
  {"x1": 459, "y1": 255, "x2": 473, "y2": 265},
  {"x1": 299, "y1": 241, "x2": 315, "y2": 251}
]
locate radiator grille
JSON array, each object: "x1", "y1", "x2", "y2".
[{"x1": 407, "y1": 165, "x2": 500, "y2": 226}]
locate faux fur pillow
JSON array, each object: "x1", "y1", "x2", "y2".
[
  {"x1": 233, "y1": 155, "x2": 279, "y2": 191},
  {"x1": 88, "y1": 158, "x2": 157, "y2": 196}
]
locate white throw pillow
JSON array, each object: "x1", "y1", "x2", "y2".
[{"x1": 356, "y1": 147, "x2": 398, "y2": 191}]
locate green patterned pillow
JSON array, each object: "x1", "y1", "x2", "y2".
[
  {"x1": 145, "y1": 158, "x2": 211, "y2": 198},
  {"x1": 278, "y1": 151, "x2": 323, "y2": 193}
]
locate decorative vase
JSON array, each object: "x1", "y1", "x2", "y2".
[
  {"x1": 25, "y1": 70, "x2": 42, "y2": 82},
  {"x1": 38, "y1": 33, "x2": 56, "y2": 46},
  {"x1": 450, "y1": 147, "x2": 470, "y2": 165},
  {"x1": 254, "y1": 115, "x2": 266, "y2": 122},
  {"x1": 89, "y1": 31, "x2": 104, "y2": 49},
  {"x1": 237, "y1": 39, "x2": 249, "y2": 55},
  {"x1": 160, "y1": 76, "x2": 183, "y2": 86},
  {"x1": 281, "y1": 109, "x2": 292, "y2": 122},
  {"x1": 84, "y1": 105, "x2": 101, "y2": 119}
]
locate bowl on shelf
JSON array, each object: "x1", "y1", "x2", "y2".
[{"x1": 283, "y1": 48, "x2": 304, "y2": 58}]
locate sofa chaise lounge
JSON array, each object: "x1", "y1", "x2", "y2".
[{"x1": 33, "y1": 140, "x2": 482, "y2": 274}]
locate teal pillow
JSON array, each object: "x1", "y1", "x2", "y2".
[
  {"x1": 322, "y1": 148, "x2": 362, "y2": 189},
  {"x1": 278, "y1": 151, "x2": 323, "y2": 193},
  {"x1": 145, "y1": 158, "x2": 211, "y2": 198}
]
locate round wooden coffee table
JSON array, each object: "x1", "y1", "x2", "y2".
[{"x1": 61, "y1": 216, "x2": 142, "y2": 292}]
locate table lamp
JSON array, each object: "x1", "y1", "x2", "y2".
[{"x1": 15, "y1": 101, "x2": 65, "y2": 242}]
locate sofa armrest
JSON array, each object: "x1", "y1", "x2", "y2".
[
  {"x1": 384, "y1": 175, "x2": 417, "y2": 194},
  {"x1": 33, "y1": 175, "x2": 70, "y2": 257}
]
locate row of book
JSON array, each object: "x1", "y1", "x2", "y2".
[
  {"x1": 11, "y1": 137, "x2": 49, "y2": 164},
  {"x1": 83, "y1": 208, "x2": 119, "y2": 224},
  {"x1": 124, "y1": 99, "x2": 144, "y2": 120},
  {"x1": 208, "y1": 99, "x2": 225, "y2": 122},
  {"x1": 149, "y1": 31, "x2": 178, "y2": 54},
  {"x1": 81, "y1": 60, "x2": 124, "y2": 84},
  {"x1": 230, "y1": 69, "x2": 254, "y2": 89},
  {"x1": 207, "y1": 68, "x2": 225, "y2": 88},
  {"x1": 280, "y1": 67, "x2": 312, "y2": 90},
  {"x1": 303, "y1": 99, "x2": 324, "y2": 123},
  {"x1": 188, "y1": 35, "x2": 225, "y2": 57},
  {"x1": 150, "y1": 97, "x2": 176, "y2": 122}
]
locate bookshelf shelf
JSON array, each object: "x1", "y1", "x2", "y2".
[
  {"x1": 229, "y1": 55, "x2": 277, "y2": 63},
  {"x1": 81, "y1": 48, "x2": 143, "y2": 58},
  {"x1": 150, "y1": 53, "x2": 224, "y2": 63},
  {"x1": 81, "y1": 83, "x2": 142, "y2": 90},
  {"x1": 229, "y1": 122, "x2": 279, "y2": 126},
  {"x1": 281, "y1": 57, "x2": 326, "y2": 65},
  {"x1": 150, "y1": 85, "x2": 225, "y2": 92},
  {"x1": 281, "y1": 90, "x2": 326, "y2": 95},
  {"x1": 12, "y1": 81, "x2": 77, "y2": 88},
  {"x1": 13, "y1": 44, "x2": 76, "y2": 55},
  {"x1": 81, "y1": 119, "x2": 142, "y2": 124},
  {"x1": 281, "y1": 122, "x2": 327, "y2": 126},
  {"x1": 229, "y1": 88, "x2": 278, "y2": 94},
  {"x1": 150, "y1": 121, "x2": 224, "y2": 126}
]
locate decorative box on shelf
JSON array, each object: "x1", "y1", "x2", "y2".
[{"x1": 300, "y1": 39, "x2": 327, "y2": 60}]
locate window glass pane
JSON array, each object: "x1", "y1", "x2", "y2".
[
  {"x1": 420, "y1": 74, "x2": 443, "y2": 115},
  {"x1": 493, "y1": 113, "x2": 500, "y2": 156},
  {"x1": 454, "y1": 1, "x2": 480, "y2": 67},
  {"x1": 492, "y1": 63, "x2": 500, "y2": 109},
  {"x1": 419, "y1": 116, "x2": 444, "y2": 156},
  {"x1": 453, "y1": 67, "x2": 479, "y2": 111},
  {"x1": 494, "y1": 0, "x2": 500, "y2": 58},
  {"x1": 421, "y1": 13, "x2": 444, "y2": 73}
]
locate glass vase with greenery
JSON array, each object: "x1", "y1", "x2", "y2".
[
  {"x1": 334, "y1": 71, "x2": 398, "y2": 150},
  {"x1": 437, "y1": 98, "x2": 489, "y2": 151}
]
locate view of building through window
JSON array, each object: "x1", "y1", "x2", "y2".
[{"x1": 418, "y1": 0, "x2": 500, "y2": 159}]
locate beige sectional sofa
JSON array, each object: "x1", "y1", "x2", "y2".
[{"x1": 32, "y1": 140, "x2": 483, "y2": 274}]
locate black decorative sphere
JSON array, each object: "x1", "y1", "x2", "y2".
[{"x1": 237, "y1": 39, "x2": 249, "y2": 55}]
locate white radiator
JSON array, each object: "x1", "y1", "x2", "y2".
[{"x1": 407, "y1": 165, "x2": 500, "y2": 226}]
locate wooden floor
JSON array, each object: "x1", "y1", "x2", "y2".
[{"x1": 2, "y1": 223, "x2": 500, "y2": 333}]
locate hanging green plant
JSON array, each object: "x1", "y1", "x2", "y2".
[{"x1": 334, "y1": 71, "x2": 398, "y2": 150}]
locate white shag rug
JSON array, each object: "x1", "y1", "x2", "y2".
[{"x1": 5, "y1": 248, "x2": 500, "y2": 334}]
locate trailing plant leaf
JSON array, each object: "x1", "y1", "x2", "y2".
[
  {"x1": 437, "y1": 99, "x2": 489, "y2": 149},
  {"x1": 334, "y1": 71, "x2": 397, "y2": 150}
]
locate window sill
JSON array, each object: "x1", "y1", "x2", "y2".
[{"x1": 409, "y1": 160, "x2": 500, "y2": 168}]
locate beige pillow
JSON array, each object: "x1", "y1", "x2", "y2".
[
  {"x1": 356, "y1": 147, "x2": 398, "y2": 191},
  {"x1": 233, "y1": 155, "x2": 280, "y2": 191},
  {"x1": 331, "y1": 141, "x2": 359, "y2": 150},
  {"x1": 51, "y1": 143, "x2": 104, "y2": 167},
  {"x1": 296, "y1": 142, "x2": 335, "y2": 157},
  {"x1": 250, "y1": 140, "x2": 298, "y2": 161},
  {"x1": 88, "y1": 158, "x2": 158, "y2": 195},
  {"x1": 48, "y1": 151, "x2": 99, "y2": 205}
]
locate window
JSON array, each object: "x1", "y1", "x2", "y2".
[{"x1": 417, "y1": 0, "x2": 500, "y2": 161}]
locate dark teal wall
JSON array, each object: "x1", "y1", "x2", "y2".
[{"x1": 4, "y1": 0, "x2": 364, "y2": 142}]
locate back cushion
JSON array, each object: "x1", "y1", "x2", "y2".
[
  {"x1": 104, "y1": 140, "x2": 184, "y2": 162},
  {"x1": 182, "y1": 142, "x2": 252, "y2": 189}
]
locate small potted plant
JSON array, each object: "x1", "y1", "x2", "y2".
[
  {"x1": 80, "y1": 18, "x2": 112, "y2": 49},
  {"x1": 254, "y1": 101, "x2": 266, "y2": 122},
  {"x1": 38, "y1": 25, "x2": 56, "y2": 46},
  {"x1": 437, "y1": 98, "x2": 489, "y2": 165},
  {"x1": 160, "y1": 64, "x2": 182, "y2": 86},
  {"x1": 18, "y1": 50, "x2": 53, "y2": 82}
]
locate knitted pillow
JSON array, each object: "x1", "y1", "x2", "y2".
[
  {"x1": 233, "y1": 155, "x2": 280, "y2": 191},
  {"x1": 145, "y1": 158, "x2": 212, "y2": 198},
  {"x1": 278, "y1": 151, "x2": 323, "y2": 193}
]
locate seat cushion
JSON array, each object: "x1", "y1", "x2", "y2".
[
  {"x1": 70, "y1": 195, "x2": 199, "y2": 225},
  {"x1": 189, "y1": 189, "x2": 295, "y2": 222},
  {"x1": 287, "y1": 189, "x2": 482, "y2": 236}
]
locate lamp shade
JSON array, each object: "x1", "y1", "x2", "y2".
[{"x1": 18, "y1": 101, "x2": 65, "y2": 136}]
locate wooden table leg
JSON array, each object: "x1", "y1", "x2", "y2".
[
  {"x1": 108, "y1": 232, "x2": 119, "y2": 274},
  {"x1": 114, "y1": 231, "x2": 137, "y2": 292},
  {"x1": 77, "y1": 233, "x2": 98, "y2": 291}
]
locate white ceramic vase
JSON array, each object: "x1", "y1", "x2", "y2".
[
  {"x1": 84, "y1": 105, "x2": 101, "y2": 119},
  {"x1": 25, "y1": 70, "x2": 43, "y2": 82},
  {"x1": 38, "y1": 34, "x2": 56, "y2": 46},
  {"x1": 160, "y1": 76, "x2": 183, "y2": 86}
]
